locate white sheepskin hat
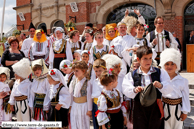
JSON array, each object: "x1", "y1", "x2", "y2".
[
  {"x1": 59, "y1": 60, "x2": 72, "y2": 69},
  {"x1": 122, "y1": 16, "x2": 138, "y2": 34},
  {"x1": 12, "y1": 58, "x2": 32, "y2": 79},
  {"x1": 159, "y1": 48, "x2": 181, "y2": 72},
  {"x1": 101, "y1": 54, "x2": 122, "y2": 70}
]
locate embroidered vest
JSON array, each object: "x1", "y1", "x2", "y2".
[
  {"x1": 53, "y1": 39, "x2": 67, "y2": 54},
  {"x1": 51, "y1": 84, "x2": 64, "y2": 103},
  {"x1": 67, "y1": 73, "x2": 74, "y2": 87},
  {"x1": 72, "y1": 79, "x2": 88, "y2": 96},
  {"x1": 71, "y1": 41, "x2": 82, "y2": 54},
  {"x1": 86, "y1": 63, "x2": 93, "y2": 80},
  {"x1": 93, "y1": 45, "x2": 109, "y2": 61},
  {"x1": 131, "y1": 67, "x2": 162, "y2": 101},
  {"x1": 101, "y1": 89, "x2": 120, "y2": 109}
]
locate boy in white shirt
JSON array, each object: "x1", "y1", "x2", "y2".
[{"x1": 160, "y1": 48, "x2": 190, "y2": 129}]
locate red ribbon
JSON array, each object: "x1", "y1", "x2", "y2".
[
  {"x1": 95, "y1": 110, "x2": 104, "y2": 117},
  {"x1": 122, "y1": 101, "x2": 128, "y2": 110}
]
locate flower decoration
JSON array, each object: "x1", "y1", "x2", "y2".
[
  {"x1": 114, "y1": 27, "x2": 117, "y2": 31},
  {"x1": 144, "y1": 24, "x2": 149, "y2": 29},
  {"x1": 69, "y1": 63, "x2": 73, "y2": 67},
  {"x1": 108, "y1": 68, "x2": 114, "y2": 76},
  {"x1": 111, "y1": 45, "x2": 114, "y2": 48},
  {"x1": 162, "y1": 35, "x2": 167, "y2": 39},
  {"x1": 41, "y1": 30, "x2": 44, "y2": 34},
  {"x1": 63, "y1": 63, "x2": 68, "y2": 68},
  {"x1": 50, "y1": 70, "x2": 55, "y2": 75},
  {"x1": 88, "y1": 51, "x2": 90, "y2": 54}
]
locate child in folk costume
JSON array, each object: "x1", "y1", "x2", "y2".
[
  {"x1": 0, "y1": 67, "x2": 12, "y2": 126},
  {"x1": 81, "y1": 50, "x2": 95, "y2": 82},
  {"x1": 28, "y1": 29, "x2": 50, "y2": 66},
  {"x1": 91, "y1": 59, "x2": 107, "y2": 129},
  {"x1": 82, "y1": 29, "x2": 94, "y2": 50},
  {"x1": 90, "y1": 31, "x2": 109, "y2": 63},
  {"x1": 68, "y1": 30, "x2": 83, "y2": 56},
  {"x1": 69, "y1": 61, "x2": 92, "y2": 129},
  {"x1": 122, "y1": 46, "x2": 173, "y2": 129},
  {"x1": 102, "y1": 54, "x2": 126, "y2": 93},
  {"x1": 59, "y1": 60, "x2": 75, "y2": 87},
  {"x1": 74, "y1": 49, "x2": 82, "y2": 61},
  {"x1": 49, "y1": 27, "x2": 73, "y2": 69},
  {"x1": 160, "y1": 48, "x2": 190, "y2": 129},
  {"x1": 28, "y1": 59, "x2": 50, "y2": 123},
  {"x1": 47, "y1": 69, "x2": 71, "y2": 129},
  {"x1": 96, "y1": 70, "x2": 127, "y2": 129},
  {"x1": 8, "y1": 58, "x2": 32, "y2": 122}
]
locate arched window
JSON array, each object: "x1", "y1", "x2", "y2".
[
  {"x1": 53, "y1": 20, "x2": 64, "y2": 29},
  {"x1": 106, "y1": 3, "x2": 156, "y2": 31}
]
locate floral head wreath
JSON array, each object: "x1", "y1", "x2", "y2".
[
  {"x1": 108, "y1": 68, "x2": 114, "y2": 76},
  {"x1": 50, "y1": 69, "x2": 56, "y2": 75},
  {"x1": 41, "y1": 29, "x2": 44, "y2": 34},
  {"x1": 144, "y1": 24, "x2": 149, "y2": 29}
]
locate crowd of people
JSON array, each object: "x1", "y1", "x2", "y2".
[{"x1": 0, "y1": 9, "x2": 191, "y2": 129}]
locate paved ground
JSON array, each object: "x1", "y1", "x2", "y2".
[{"x1": 180, "y1": 72, "x2": 194, "y2": 129}]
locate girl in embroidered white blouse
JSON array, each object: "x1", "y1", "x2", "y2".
[{"x1": 96, "y1": 70, "x2": 127, "y2": 129}]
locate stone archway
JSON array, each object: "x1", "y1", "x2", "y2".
[{"x1": 94, "y1": 0, "x2": 164, "y2": 25}]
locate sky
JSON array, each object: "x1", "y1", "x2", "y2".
[{"x1": 0, "y1": 0, "x2": 16, "y2": 33}]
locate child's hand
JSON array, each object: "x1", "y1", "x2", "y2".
[
  {"x1": 68, "y1": 107, "x2": 71, "y2": 114},
  {"x1": 86, "y1": 111, "x2": 92, "y2": 117},
  {"x1": 55, "y1": 104, "x2": 62, "y2": 111},
  {"x1": 0, "y1": 91, "x2": 7, "y2": 99},
  {"x1": 180, "y1": 113, "x2": 187, "y2": 121},
  {"x1": 124, "y1": 117, "x2": 127, "y2": 126},
  {"x1": 134, "y1": 86, "x2": 144, "y2": 93},
  {"x1": 102, "y1": 125, "x2": 107, "y2": 129},
  {"x1": 11, "y1": 105, "x2": 14, "y2": 112},
  {"x1": 126, "y1": 100, "x2": 130, "y2": 113},
  {"x1": 153, "y1": 81, "x2": 163, "y2": 89}
]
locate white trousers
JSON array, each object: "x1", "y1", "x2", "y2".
[
  {"x1": 15, "y1": 99, "x2": 30, "y2": 122},
  {"x1": 164, "y1": 104, "x2": 183, "y2": 129}
]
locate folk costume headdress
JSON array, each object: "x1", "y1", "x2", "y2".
[
  {"x1": 59, "y1": 60, "x2": 73, "y2": 70},
  {"x1": 31, "y1": 59, "x2": 49, "y2": 79},
  {"x1": 12, "y1": 58, "x2": 32, "y2": 79},
  {"x1": 28, "y1": 22, "x2": 36, "y2": 31},
  {"x1": 33, "y1": 29, "x2": 47, "y2": 43},
  {"x1": 101, "y1": 54, "x2": 122, "y2": 70},
  {"x1": 0, "y1": 67, "x2": 10, "y2": 82},
  {"x1": 48, "y1": 69, "x2": 69, "y2": 88},
  {"x1": 123, "y1": 16, "x2": 138, "y2": 35},
  {"x1": 159, "y1": 48, "x2": 181, "y2": 73},
  {"x1": 105, "y1": 23, "x2": 118, "y2": 41}
]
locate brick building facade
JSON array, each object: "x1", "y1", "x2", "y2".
[{"x1": 13, "y1": 0, "x2": 194, "y2": 68}]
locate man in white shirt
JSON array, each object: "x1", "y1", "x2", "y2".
[
  {"x1": 112, "y1": 22, "x2": 136, "y2": 49},
  {"x1": 146, "y1": 16, "x2": 178, "y2": 52},
  {"x1": 21, "y1": 22, "x2": 36, "y2": 57}
]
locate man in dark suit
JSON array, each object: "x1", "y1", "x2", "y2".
[{"x1": 172, "y1": 32, "x2": 181, "y2": 50}]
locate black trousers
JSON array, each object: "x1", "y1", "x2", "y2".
[{"x1": 133, "y1": 101, "x2": 164, "y2": 129}]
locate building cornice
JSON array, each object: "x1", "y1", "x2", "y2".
[{"x1": 13, "y1": 3, "x2": 34, "y2": 10}]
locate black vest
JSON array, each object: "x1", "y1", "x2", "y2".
[
  {"x1": 150, "y1": 30, "x2": 171, "y2": 43},
  {"x1": 132, "y1": 67, "x2": 162, "y2": 101}
]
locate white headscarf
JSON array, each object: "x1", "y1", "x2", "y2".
[
  {"x1": 54, "y1": 27, "x2": 65, "y2": 40},
  {"x1": 59, "y1": 60, "x2": 73, "y2": 70},
  {"x1": 0, "y1": 67, "x2": 10, "y2": 82},
  {"x1": 48, "y1": 69, "x2": 68, "y2": 88}
]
